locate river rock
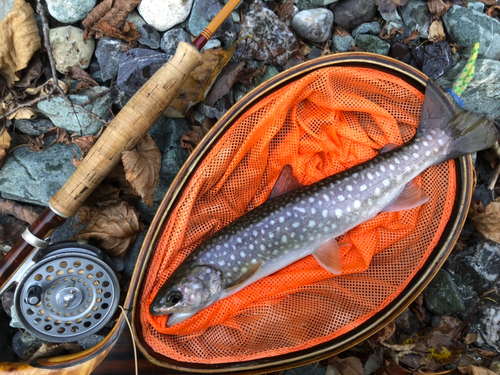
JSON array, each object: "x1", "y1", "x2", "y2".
[
  {"x1": 355, "y1": 35, "x2": 390, "y2": 55},
  {"x1": 78, "y1": 334, "x2": 106, "y2": 350},
  {"x1": 436, "y1": 59, "x2": 500, "y2": 121},
  {"x1": 95, "y1": 38, "x2": 128, "y2": 81},
  {"x1": 297, "y1": 0, "x2": 338, "y2": 10},
  {"x1": 400, "y1": 0, "x2": 431, "y2": 39},
  {"x1": 390, "y1": 42, "x2": 411, "y2": 64},
  {"x1": 0, "y1": 140, "x2": 81, "y2": 206},
  {"x1": 330, "y1": 0, "x2": 377, "y2": 31},
  {"x1": 117, "y1": 49, "x2": 170, "y2": 97},
  {"x1": 14, "y1": 118, "x2": 54, "y2": 136},
  {"x1": 127, "y1": 11, "x2": 161, "y2": 49},
  {"x1": 46, "y1": 0, "x2": 96, "y2": 23},
  {"x1": 12, "y1": 331, "x2": 30, "y2": 359},
  {"x1": 468, "y1": 1, "x2": 485, "y2": 13},
  {"x1": 202, "y1": 39, "x2": 222, "y2": 52},
  {"x1": 138, "y1": 0, "x2": 194, "y2": 32},
  {"x1": 238, "y1": 0, "x2": 298, "y2": 67},
  {"x1": 136, "y1": 117, "x2": 191, "y2": 222},
  {"x1": 443, "y1": 5, "x2": 500, "y2": 60},
  {"x1": 37, "y1": 86, "x2": 112, "y2": 135},
  {"x1": 160, "y1": 28, "x2": 192, "y2": 57},
  {"x1": 332, "y1": 35, "x2": 355, "y2": 52},
  {"x1": 124, "y1": 229, "x2": 148, "y2": 278},
  {"x1": 20, "y1": 331, "x2": 44, "y2": 349},
  {"x1": 423, "y1": 269, "x2": 465, "y2": 316},
  {"x1": 291, "y1": 9, "x2": 333, "y2": 43},
  {"x1": 49, "y1": 26, "x2": 95, "y2": 74},
  {"x1": 352, "y1": 22, "x2": 381, "y2": 37},
  {"x1": 421, "y1": 41, "x2": 454, "y2": 80},
  {"x1": 380, "y1": 9, "x2": 404, "y2": 35},
  {"x1": 188, "y1": 0, "x2": 236, "y2": 42}
]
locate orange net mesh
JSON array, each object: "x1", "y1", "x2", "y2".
[{"x1": 139, "y1": 67, "x2": 456, "y2": 363}]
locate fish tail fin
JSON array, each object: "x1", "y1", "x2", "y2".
[{"x1": 417, "y1": 80, "x2": 497, "y2": 161}]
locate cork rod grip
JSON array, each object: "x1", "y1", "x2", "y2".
[{"x1": 49, "y1": 42, "x2": 204, "y2": 218}]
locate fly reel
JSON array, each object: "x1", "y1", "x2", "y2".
[{"x1": 13, "y1": 242, "x2": 120, "y2": 343}]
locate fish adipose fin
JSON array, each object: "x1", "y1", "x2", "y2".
[
  {"x1": 226, "y1": 260, "x2": 263, "y2": 290},
  {"x1": 382, "y1": 179, "x2": 429, "y2": 213},
  {"x1": 269, "y1": 165, "x2": 304, "y2": 199},
  {"x1": 313, "y1": 238, "x2": 342, "y2": 275}
]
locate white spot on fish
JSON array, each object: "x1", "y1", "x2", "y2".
[
  {"x1": 438, "y1": 139, "x2": 445, "y2": 146},
  {"x1": 346, "y1": 185, "x2": 353, "y2": 191},
  {"x1": 286, "y1": 211, "x2": 292, "y2": 216},
  {"x1": 403, "y1": 155, "x2": 409, "y2": 161},
  {"x1": 413, "y1": 153, "x2": 419, "y2": 158},
  {"x1": 434, "y1": 147, "x2": 439, "y2": 152},
  {"x1": 311, "y1": 208, "x2": 316, "y2": 214},
  {"x1": 269, "y1": 233, "x2": 274, "y2": 239},
  {"x1": 308, "y1": 220, "x2": 315, "y2": 227},
  {"x1": 241, "y1": 267, "x2": 248, "y2": 273},
  {"x1": 272, "y1": 249, "x2": 279, "y2": 255},
  {"x1": 423, "y1": 141, "x2": 429, "y2": 147},
  {"x1": 383, "y1": 179, "x2": 390, "y2": 187},
  {"x1": 293, "y1": 207, "x2": 306, "y2": 213},
  {"x1": 251, "y1": 259, "x2": 257, "y2": 264},
  {"x1": 425, "y1": 151, "x2": 431, "y2": 156},
  {"x1": 405, "y1": 166, "x2": 411, "y2": 172},
  {"x1": 353, "y1": 172, "x2": 359, "y2": 178},
  {"x1": 227, "y1": 272, "x2": 232, "y2": 277},
  {"x1": 331, "y1": 223, "x2": 337, "y2": 229},
  {"x1": 309, "y1": 197, "x2": 315, "y2": 203},
  {"x1": 231, "y1": 254, "x2": 235, "y2": 260},
  {"x1": 233, "y1": 266, "x2": 238, "y2": 272},
  {"x1": 375, "y1": 187, "x2": 381, "y2": 196},
  {"x1": 413, "y1": 144, "x2": 419, "y2": 150},
  {"x1": 240, "y1": 251, "x2": 246, "y2": 258},
  {"x1": 270, "y1": 220, "x2": 275, "y2": 225},
  {"x1": 218, "y1": 260, "x2": 225, "y2": 266},
  {"x1": 347, "y1": 207, "x2": 352, "y2": 213},
  {"x1": 291, "y1": 232, "x2": 295, "y2": 238},
  {"x1": 260, "y1": 244, "x2": 266, "y2": 251},
  {"x1": 380, "y1": 166, "x2": 386, "y2": 172},
  {"x1": 335, "y1": 209, "x2": 342, "y2": 218},
  {"x1": 354, "y1": 200, "x2": 361, "y2": 208},
  {"x1": 426, "y1": 134, "x2": 433, "y2": 141},
  {"x1": 237, "y1": 237, "x2": 242, "y2": 243},
  {"x1": 322, "y1": 210, "x2": 328, "y2": 218},
  {"x1": 282, "y1": 235, "x2": 288, "y2": 243},
  {"x1": 360, "y1": 184, "x2": 367, "y2": 191},
  {"x1": 279, "y1": 217, "x2": 285, "y2": 223},
  {"x1": 323, "y1": 194, "x2": 330, "y2": 202},
  {"x1": 216, "y1": 245, "x2": 221, "y2": 250},
  {"x1": 292, "y1": 222, "x2": 300, "y2": 228},
  {"x1": 249, "y1": 244, "x2": 254, "y2": 250},
  {"x1": 368, "y1": 198, "x2": 373, "y2": 205},
  {"x1": 338, "y1": 195, "x2": 345, "y2": 201},
  {"x1": 367, "y1": 173, "x2": 374, "y2": 180},
  {"x1": 396, "y1": 175, "x2": 403, "y2": 182},
  {"x1": 253, "y1": 230, "x2": 258, "y2": 237},
  {"x1": 389, "y1": 164, "x2": 395, "y2": 171}
]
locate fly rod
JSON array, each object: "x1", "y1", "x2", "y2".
[{"x1": 0, "y1": 0, "x2": 242, "y2": 289}]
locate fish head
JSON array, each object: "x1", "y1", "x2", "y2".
[{"x1": 149, "y1": 265, "x2": 224, "y2": 325}]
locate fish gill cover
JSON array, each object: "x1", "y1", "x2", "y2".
[{"x1": 140, "y1": 66, "x2": 457, "y2": 363}]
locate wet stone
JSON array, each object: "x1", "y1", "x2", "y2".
[
  {"x1": 46, "y1": 0, "x2": 96, "y2": 23},
  {"x1": 127, "y1": 11, "x2": 161, "y2": 49},
  {"x1": 138, "y1": 0, "x2": 193, "y2": 32},
  {"x1": 12, "y1": 331, "x2": 30, "y2": 360},
  {"x1": 423, "y1": 269, "x2": 465, "y2": 316},
  {"x1": 49, "y1": 26, "x2": 95, "y2": 74},
  {"x1": 297, "y1": 0, "x2": 338, "y2": 10},
  {"x1": 291, "y1": 9, "x2": 334, "y2": 43},
  {"x1": 117, "y1": 49, "x2": 170, "y2": 97},
  {"x1": 188, "y1": 0, "x2": 236, "y2": 41},
  {"x1": 124, "y1": 229, "x2": 148, "y2": 278},
  {"x1": 355, "y1": 35, "x2": 390, "y2": 55},
  {"x1": 330, "y1": 0, "x2": 377, "y2": 30},
  {"x1": 160, "y1": 28, "x2": 192, "y2": 57},
  {"x1": 110, "y1": 84, "x2": 131, "y2": 110},
  {"x1": 202, "y1": 39, "x2": 222, "y2": 52},
  {"x1": 332, "y1": 35, "x2": 355, "y2": 52},
  {"x1": 306, "y1": 45, "x2": 323, "y2": 59},
  {"x1": 77, "y1": 334, "x2": 106, "y2": 350},
  {"x1": 1, "y1": 290, "x2": 14, "y2": 316},
  {"x1": 352, "y1": 21, "x2": 381, "y2": 37},
  {"x1": 380, "y1": 9, "x2": 404, "y2": 35},
  {"x1": 14, "y1": 118, "x2": 54, "y2": 137},
  {"x1": 421, "y1": 41, "x2": 454, "y2": 80},
  {"x1": 400, "y1": 0, "x2": 431, "y2": 39},
  {"x1": 21, "y1": 331, "x2": 44, "y2": 349},
  {"x1": 390, "y1": 42, "x2": 411, "y2": 64},
  {"x1": 468, "y1": 1, "x2": 485, "y2": 12},
  {"x1": 95, "y1": 38, "x2": 128, "y2": 81}
]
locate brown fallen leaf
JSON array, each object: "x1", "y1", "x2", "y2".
[
  {"x1": 486, "y1": 5, "x2": 500, "y2": 17},
  {"x1": 205, "y1": 61, "x2": 246, "y2": 106},
  {"x1": 427, "y1": 0, "x2": 452, "y2": 18},
  {"x1": 464, "y1": 333, "x2": 478, "y2": 345},
  {"x1": 374, "y1": 322, "x2": 396, "y2": 343},
  {"x1": 168, "y1": 45, "x2": 236, "y2": 116},
  {"x1": 45, "y1": 127, "x2": 71, "y2": 145},
  {"x1": 428, "y1": 20, "x2": 446, "y2": 43},
  {"x1": 73, "y1": 201, "x2": 144, "y2": 257},
  {"x1": 375, "y1": 0, "x2": 410, "y2": 13},
  {"x1": 82, "y1": 0, "x2": 141, "y2": 41},
  {"x1": 0, "y1": 197, "x2": 42, "y2": 224},
  {"x1": 72, "y1": 134, "x2": 98, "y2": 166},
  {"x1": 332, "y1": 26, "x2": 351, "y2": 38},
  {"x1": 0, "y1": 0, "x2": 42, "y2": 87},
  {"x1": 334, "y1": 357, "x2": 365, "y2": 375},
  {"x1": 28, "y1": 342, "x2": 83, "y2": 362},
  {"x1": 181, "y1": 130, "x2": 202, "y2": 153},
  {"x1": 13, "y1": 51, "x2": 43, "y2": 90},
  {"x1": 105, "y1": 164, "x2": 140, "y2": 197},
  {"x1": 0, "y1": 127, "x2": 11, "y2": 162},
  {"x1": 402, "y1": 29, "x2": 419, "y2": 44},
  {"x1": 84, "y1": 183, "x2": 121, "y2": 206},
  {"x1": 121, "y1": 134, "x2": 161, "y2": 206},
  {"x1": 67, "y1": 66, "x2": 98, "y2": 92},
  {"x1": 409, "y1": 294, "x2": 425, "y2": 323},
  {"x1": 19, "y1": 134, "x2": 45, "y2": 151},
  {"x1": 458, "y1": 365, "x2": 498, "y2": 375},
  {"x1": 0, "y1": 215, "x2": 28, "y2": 246},
  {"x1": 479, "y1": 0, "x2": 498, "y2": 5},
  {"x1": 469, "y1": 198, "x2": 500, "y2": 243}
]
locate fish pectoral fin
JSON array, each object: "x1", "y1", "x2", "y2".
[
  {"x1": 313, "y1": 238, "x2": 342, "y2": 275},
  {"x1": 269, "y1": 165, "x2": 304, "y2": 199},
  {"x1": 380, "y1": 143, "x2": 399, "y2": 154},
  {"x1": 382, "y1": 179, "x2": 430, "y2": 213},
  {"x1": 225, "y1": 260, "x2": 263, "y2": 290}
]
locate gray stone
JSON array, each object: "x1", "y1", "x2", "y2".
[
  {"x1": 0, "y1": 0, "x2": 15, "y2": 23},
  {"x1": 49, "y1": 26, "x2": 95, "y2": 74},
  {"x1": 110, "y1": 85, "x2": 131, "y2": 110},
  {"x1": 291, "y1": 9, "x2": 334, "y2": 43},
  {"x1": 297, "y1": 0, "x2": 338, "y2": 10},
  {"x1": 160, "y1": 28, "x2": 192, "y2": 57},
  {"x1": 355, "y1": 35, "x2": 390, "y2": 55},
  {"x1": 12, "y1": 331, "x2": 30, "y2": 359},
  {"x1": 136, "y1": 117, "x2": 191, "y2": 222},
  {"x1": 468, "y1": 1, "x2": 485, "y2": 12},
  {"x1": 400, "y1": 0, "x2": 431, "y2": 38},
  {"x1": 421, "y1": 41, "x2": 454, "y2": 80},
  {"x1": 37, "y1": 86, "x2": 112, "y2": 135},
  {"x1": 111, "y1": 256, "x2": 124, "y2": 273},
  {"x1": 202, "y1": 39, "x2": 222, "y2": 52},
  {"x1": 188, "y1": 0, "x2": 235, "y2": 40},
  {"x1": 436, "y1": 59, "x2": 500, "y2": 121},
  {"x1": 46, "y1": 0, "x2": 96, "y2": 23},
  {"x1": 95, "y1": 38, "x2": 128, "y2": 81},
  {"x1": 21, "y1": 331, "x2": 44, "y2": 349},
  {"x1": 138, "y1": 0, "x2": 194, "y2": 32},
  {"x1": 50, "y1": 217, "x2": 81, "y2": 244},
  {"x1": 1, "y1": 290, "x2": 14, "y2": 316},
  {"x1": 117, "y1": 49, "x2": 170, "y2": 97},
  {"x1": 237, "y1": 0, "x2": 298, "y2": 67},
  {"x1": 443, "y1": 5, "x2": 500, "y2": 60},
  {"x1": 124, "y1": 229, "x2": 147, "y2": 278},
  {"x1": 330, "y1": 0, "x2": 377, "y2": 30},
  {"x1": 15, "y1": 118, "x2": 54, "y2": 136},
  {"x1": 233, "y1": 64, "x2": 279, "y2": 102},
  {"x1": 231, "y1": 11, "x2": 240, "y2": 23},
  {"x1": 0, "y1": 139, "x2": 81, "y2": 206},
  {"x1": 77, "y1": 334, "x2": 106, "y2": 350},
  {"x1": 474, "y1": 303, "x2": 500, "y2": 351},
  {"x1": 332, "y1": 35, "x2": 355, "y2": 52},
  {"x1": 127, "y1": 11, "x2": 161, "y2": 49},
  {"x1": 423, "y1": 269, "x2": 465, "y2": 316},
  {"x1": 352, "y1": 22, "x2": 381, "y2": 37},
  {"x1": 380, "y1": 9, "x2": 404, "y2": 35}
]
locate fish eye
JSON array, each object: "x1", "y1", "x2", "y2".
[{"x1": 168, "y1": 292, "x2": 182, "y2": 305}]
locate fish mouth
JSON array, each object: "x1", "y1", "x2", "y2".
[{"x1": 149, "y1": 303, "x2": 172, "y2": 316}]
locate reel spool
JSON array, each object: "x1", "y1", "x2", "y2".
[{"x1": 13, "y1": 242, "x2": 120, "y2": 343}]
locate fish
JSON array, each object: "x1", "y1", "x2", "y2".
[{"x1": 150, "y1": 80, "x2": 498, "y2": 326}]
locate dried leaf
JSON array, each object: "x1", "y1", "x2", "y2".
[
  {"x1": 181, "y1": 130, "x2": 202, "y2": 153},
  {"x1": 486, "y1": 5, "x2": 500, "y2": 17},
  {"x1": 76, "y1": 205, "x2": 98, "y2": 229},
  {"x1": 105, "y1": 164, "x2": 140, "y2": 197},
  {"x1": 479, "y1": 0, "x2": 498, "y2": 5},
  {"x1": 337, "y1": 357, "x2": 365, "y2": 375},
  {"x1": 121, "y1": 134, "x2": 161, "y2": 207},
  {"x1": 19, "y1": 134, "x2": 44, "y2": 151},
  {"x1": 67, "y1": 66, "x2": 98, "y2": 91},
  {"x1": 409, "y1": 294, "x2": 425, "y2": 323},
  {"x1": 427, "y1": 0, "x2": 452, "y2": 17},
  {"x1": 236, "y1": 64, "x2": 265, "y2": 86},
  {"x1": 458, "y1": 365, "x2": 498, "y2": 375},
  {"x1": 374, "y1": 364, "x2": 408, "y2": 375},
  {"x1": 428, "y1": 20, "x2": 446, "y2": 42},
  {"x1": 469, "y1": 198, "x2": 500, "y2": 243},
  {"x1": 72, "y1": 134, "x2": 98, "y2": 166},
  {"x1": 84, "y1": 183, "x2": 121, "y2": 206},
  {"x1": 375, "y1": 0, "x2": 410, "y2": 13},
  {"x1": 332, "y1": 26, "x2": 351, "y2": 38},
  {"x1": 470, "y1": 347, "x2": 499, "y2": 358},
  {"x1": 0, "y1": 215, "x2": 27, "y2": 245},
  {"x1": 205, "y1": 61, "x2": 246, "y2": 106},
  {"x1": 73, "y1": 201, "x2": 144, "y2": 257},
  {"x1": 82, "y1": 0, "x2": 141, "y2": 41},
  {"x1": 45, "y1": 127, "x2": 71, "y2": 145},
  {"x1": 24, "y1": 78, "x2": 69, "y2": 96},
  {"x1": 0, "y1": 127, "x2": 11, "y2": 161},
  {"x1": 0, "y1": 197, "x2": 42, "y2": 224},
  {"x1": 379, "y1": 27, "x2": 404, "y2": 40},
  {"x1": 375, "y1": 322, "x2": 396, "y2": 343},
  {"x1": 169, "y1": 45, "x2": 236, "y2": 116},
  {"x1": 28, "y1": 342, "x2": 83, "y2": 362},
  {"x1": 402, "y1": 29, "x2": 419, "y2": 43},
  {"x1": 14, "y1": 52, "x2": 43, "y2": 90},
  {"x1": 0, "y1": 0, "x2": 42, "y2": 87},
  {"x1": 464, "y1": 333, "x2": 478, "y2": 345},
  {"x1": 278, "y1": 0, "x2": 295, "y2": 23}
]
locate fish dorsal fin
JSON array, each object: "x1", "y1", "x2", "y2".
[
  {"x1": 380, "y1": 143, "x2": 398, "y2": 154},
  {"x1": 269, "y1": 165, "x2": 303, "y2": 199},
  {"x1": 313, "y1": 238, "x2": 342, "y2": 275},
  {"x1": 226, "y1": 260, "x2": 263, "y2": 290},
  {"x1": 382, "y1": 179, "x2": 429, "y2": 213}
]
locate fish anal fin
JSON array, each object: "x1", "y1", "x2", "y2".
[
  {"x1": 380, "y1": 143, "x2": 398, "y2": 154},
  {"x1": 226, "y1": 260, "x2": 263, "y2": 290},
  {"x1": 313, "y1": 238, "x2": 341, "y2": 275},
  {"x1": 269, "y1": 165, "x2": 303, "y2": 200},
  {"x1": 382, "y1": 179, "x2": 429, "y2": 213}
]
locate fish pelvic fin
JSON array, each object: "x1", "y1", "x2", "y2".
[
  {"x1": 313, "y1": 238, "x2": 342, "y2": 275},
  {"x1": 418, "y1": 80, "x2": 497, "y2": 161},
  {"x1": 225, "y1": 260, "x2": 263, "y2": 290},
  {"x1": 269, "y1": 165, "x2": 304, "y2": 199},
  {"x1": 382, "y1": 179, "x2": 429, "y2": 212}
]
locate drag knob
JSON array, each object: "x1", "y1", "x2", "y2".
[{"x1": 26, "y1": 285, "x2": 42, "y2": 305}]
